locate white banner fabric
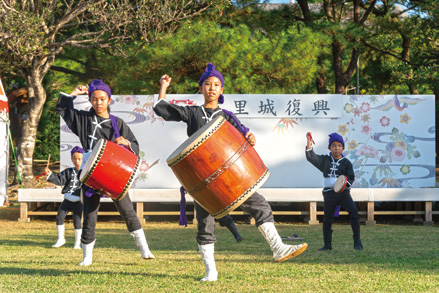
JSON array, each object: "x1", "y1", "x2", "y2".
[{"x1": 60, "y1": 94, "x2": 436, "y2": 189}]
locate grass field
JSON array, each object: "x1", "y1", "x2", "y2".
[{"x1": 0, "y1": 205, "x2": 437, "y2": 293}]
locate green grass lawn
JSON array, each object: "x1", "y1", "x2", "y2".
[{"x1": 0, "y1": 210, "x2": 437, "y2": 292}]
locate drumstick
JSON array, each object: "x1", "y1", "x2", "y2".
[
  {"x1": 46, "y1": 154, "x2": 51, "y2": 169},
  {"x1": 308, "y1": 132, "x2": 315, "y2": 145},
  {"x1": 35, "y1": 154, "x2": 50, "y2": 180},
  {"x1": 35, "y1": 154, "x2": 51, "y2": 180}
]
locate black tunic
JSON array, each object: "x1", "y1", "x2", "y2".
[
  {"x1": 305, "y1": 148, "x2": 355, "y2": 192},
  {"x1": 56, "y1": 93, "x2": 139, "y2": 155},
  {"x1": 47, "y1": 168, "x2": 82, "y2": 197},
  {"x1": 153, "y1": 99, "x2": 246, "y2": 137}
]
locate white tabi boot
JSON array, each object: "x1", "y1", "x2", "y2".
[
  {"x1": 198, "y1": 243, "x2": 218, "y2": 282},
  {"x1": 74, "y1": 229, "x2": 82, "y2": 249},
  {"x1": 258, "y1": 222, "x2": 308, "y2": 262},
  {"x1": 78, "y1": 240, "x2": 95, "y2": 266},
  {"x1": 52, "y1": 224, "x2": 66, "y2": 248},
  {"x1": 131, "y1": 229, "x2": 155, "y2": 259}
]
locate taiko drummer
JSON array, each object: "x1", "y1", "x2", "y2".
[
  {"x1": 305, "y1": 132, "x2": 363, "y2": 251},
  {"x1": 56, "y1": 79, "x2": 154, "y2": 266},
  {"x1": 154, "y1": 63, "x2": 308, "y2": 282},
  {"x1": 44, "y1": 146, "x2": 84, "y2": 249}
]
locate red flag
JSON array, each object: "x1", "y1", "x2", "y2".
[{"x1": 0, "y1": 77, "x2": 9, "y2": 113}]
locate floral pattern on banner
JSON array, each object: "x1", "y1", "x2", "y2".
[
  {"x1": 338, "y1": 95, "x2": 435, "y2": 188},
  {"x1": 273, "y1": 118, "x2": 300, "y2": 134},
  {"x1": 133, "y1": 156, "x2": 160, "y2": 186},
  {"x1": 115, "y1": 95, "x2": 164, "y2": 124}
]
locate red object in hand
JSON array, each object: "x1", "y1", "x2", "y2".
[
  {"x1": 308, "y1": 132, "x2": 315, "y2": 145},
  {"x1": 35, "y1": 171, "x2": 48, "y2": 181}
]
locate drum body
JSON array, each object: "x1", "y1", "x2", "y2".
[
  {"x1": 167, "y1": 116, "x2": 269, "y2": 218},
  {"x1": 79, "y1": 139, "x2": 140, "y2": 200},
  {"x1": 334, "y1": 175, "x2": 347, "y2": 193}
]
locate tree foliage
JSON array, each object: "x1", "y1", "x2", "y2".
[
  {"x1": 0, "y1": 0, "x2": 229, "y2": 182},
  {"x1": 84, "y1": 20, "x2": 328, "y2": 96},
  {"x1": 360, "y1": 0, "x2": 438, "y2": 96}
]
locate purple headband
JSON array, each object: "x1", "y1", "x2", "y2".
[
  {"x1": 88, "y1": 79, "x2": 112, "y2": 98},
  {"x1": 71, "y1": 146, "x2": 84, "y2": 155},
  {"x1": 198, "y1": 63, "x2": 225, "y2": 104},
  {"x1": 328, "y1": 133, "x2": 345, "y2": 148}
]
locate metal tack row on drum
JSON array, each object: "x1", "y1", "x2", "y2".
[{"x1": 166, "y1": 116, "x2": 270, "y2": 219}]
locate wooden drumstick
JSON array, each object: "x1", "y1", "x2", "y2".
[
  {"x1": 35, "y1": 154, "x2": 50, "y2": 181},
  {"x1": 46, "y1": 154, "x2": 51, "y2": 169}
]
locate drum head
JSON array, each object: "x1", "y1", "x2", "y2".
[
  {"x1": 167, "y1": 115, "x2": 225, "y2": 166},
  {"x1": 334, "y1": 175, "x2": 347, "y2": 193},
  {"x1": 79, "y1": 139, "x2": 105, "y2": 182}
]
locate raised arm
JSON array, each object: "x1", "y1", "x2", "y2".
[
  {"x1": 153, "y1": 74, "x2": 190, "y2": 122},
  {"x1": 158, "y1": 74, "x2": 171, "y2": 101},
  {"x1": 56, "y1": 85, "x2": 89, "y2": 137}
]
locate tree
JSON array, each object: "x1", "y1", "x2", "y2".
[
  {"x1": 0, "y1": 0, "x2": 228, "y2": 184},
  {"x1": 361, "y1": 0, "x2": 438, "y2": 96},
  {"x1": 81, "y1": 20, "x2": 326, "y2": 95},
  {"x1": 292, "y1": 0, "x2": 378, "y2": 94}
]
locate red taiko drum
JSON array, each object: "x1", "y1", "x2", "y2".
[
  {"x1": 334, "y1": 175, "x2": 347, "y2": 193},
  {"x1": 79, "y1": 139, "x2": 140, "y2": 200},
  {"x1": 167, "y1": 116, "x2": 269, "y2": 218}
]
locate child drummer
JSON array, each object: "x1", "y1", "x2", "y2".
[
  {"x1": 154, "y1": 63, "x2": 308, "y2": 282},
  {"x1": 305, "y1": 132, "x2": 363, "y2": 251},
  {"x1": 45, "y1": 146, "x2": 84, "y2": 249},
  {"x1": 56, "y1": 79, "x2": 154, "y2": 266}
]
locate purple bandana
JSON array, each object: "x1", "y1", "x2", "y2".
[
  {"x1": 198, "y1": 63, "x2": 225, "y2": 104},
  {"x1": 88, "y1": 79, "x2": 112, "y2": 98},
  {"x1": 70, "y1": 146, "x2": 84, "y2": 155}
]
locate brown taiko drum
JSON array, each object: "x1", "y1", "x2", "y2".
[{"x1": 167, "y1": 115, "x2": 269, "y2": 218}]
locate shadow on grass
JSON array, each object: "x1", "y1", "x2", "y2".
[{"x1": 0, "y1": 265, "x2": 177, "y2": 279}]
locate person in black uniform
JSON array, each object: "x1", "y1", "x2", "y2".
[
  {"x1": 45, "y1": 146, "x2": 84, "y2": 249},
  {"x1": 154, "y1": 63, "x2": 307, "y2": 282},
  {"x1": 305, "y1": 132, "x2": 363, "y2": 251},
  {"x1": 56, "y1": 79, "x2": 154, "y2": 266}
]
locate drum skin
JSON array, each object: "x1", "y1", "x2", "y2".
[
  {"x1": 80, "y1": 139, "x2": 140, "y2": 200},
  {"x1": 167, "y1": 116, "x2": 269, "y2": 218},
  {"x1": 334, "y1": 175, "x2": 347, "y2": 193}
]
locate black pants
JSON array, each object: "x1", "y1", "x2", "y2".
[
  {"x1": 56, "y1": 199, "x2": 83, "y2": 229},
  {"x1": 81, "y1": 189, "x2": 142, "y2": 245},
  {"x1": 195, "y1": 191, "x2": 274, "y2": 245},
  {"x1": 217, "y1": 214, "x2": 234, "y2": 227},
  {"x1": 322, "y1": 189, "x2": 360, "y2": 231}
]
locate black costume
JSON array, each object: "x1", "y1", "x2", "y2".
[
  {"x1": 47, "y1": 168, "x2": 83, "y2": 229},
  {"x1": 57, "y1": 92, "x2": 142, "y2": 245},
  {"x1": 305, "y1": 147, "x2": 362, "y2": 250},
  {"x1": 154, "y1": 99, "x2": 273, "y2": 245}
]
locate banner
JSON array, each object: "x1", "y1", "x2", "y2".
[
  {"x1": 61, "y1": 94, "x2": 436, "y2": 189},
  {"x1": 0, "y1": 77, "x2": 9, "y2": 205}
]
